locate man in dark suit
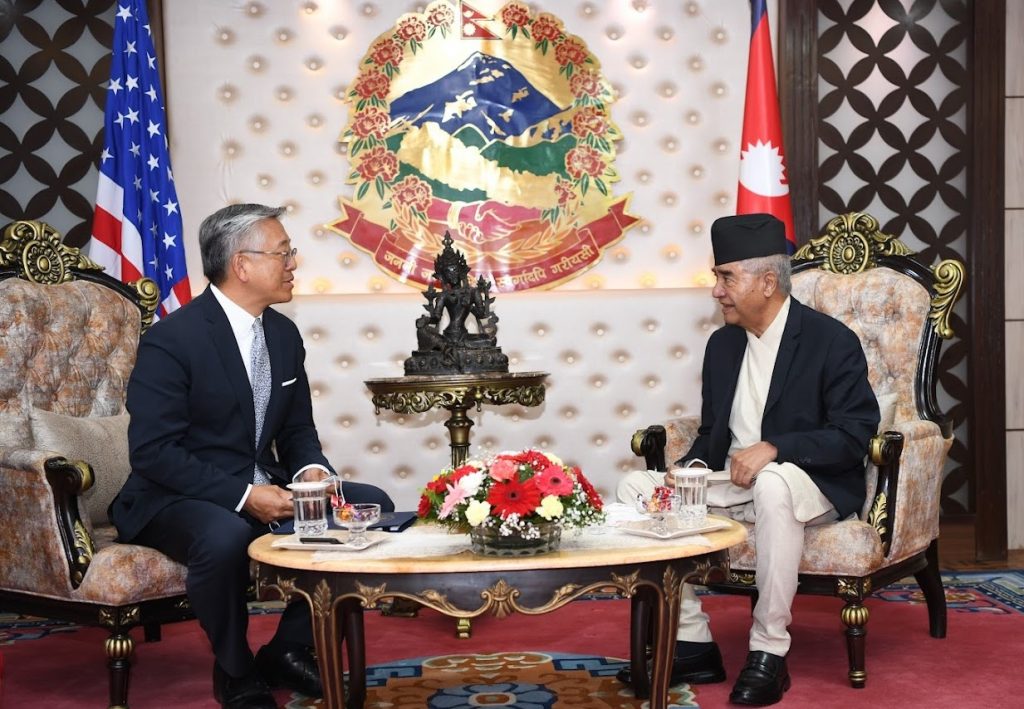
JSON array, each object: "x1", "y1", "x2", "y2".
[
  {"x1": 111, "y1": 203, "x2": 394, "y2": 709},
  {"x1": 617, "y1": 214, "x2": 879, "y2": 706}
]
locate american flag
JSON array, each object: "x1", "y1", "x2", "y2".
[{"x1": 89, "y1": 0, "x2": 191, "y2": 317}]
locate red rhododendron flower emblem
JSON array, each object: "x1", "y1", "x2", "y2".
[
  {"x1": 351, "y1": 107, "x2": 390, "y2": 139},
  {"x1": 391, "y1": 175, "x2": 432, "y2": 212},
  {"x1": 500, "y1": 3, "x2": 530, "y2": 28},
  {"x1": 532, "y1": 14, "x2": 562, "y2": 42},
  {"x1": 555, "y1": 179, "x2": 574, "y2": 205},
  {"x1": 396, "y1": 17, "x2": 427, "y2": 42},
  {"x1": 369, "y1": 38, "x2": 403, "y2": 67},
  {"x1": 565, "y1": 145, "x2": 605, "y2": 179},
  {"x1": 555, "y1": 39, "x2": 587, "y2": 67},
  {"x1": 356, "y1": 146, "x2": 399, "y2": 181},
  {"x1": 569, "y1": 70, "x2": 602, "y2": 99},
  {"x1": 426, "y1": 3, "x2": 454, "y2": 28},
  {"x1": 353, "y1": 71, "x2": 391, "y2": 100},
  {"x1": 488, "y1": 478, "x2": 541, "y2": 518},
  {"x1": 571, "y1": 106, "x2": 607, "y2": 137}
]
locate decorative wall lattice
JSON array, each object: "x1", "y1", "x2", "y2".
[
  {"x1": 0, "y1": 0, "x2": 115, "y2": 246},
  {"x1": 816, "y1": 0, "x2": 970, "y2": 512}
]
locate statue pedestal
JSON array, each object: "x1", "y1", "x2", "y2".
[{"x1": 365, "y1": 371, "x2": 548, "y2": 468}]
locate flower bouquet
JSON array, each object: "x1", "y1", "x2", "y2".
[{"x1": 417, "y1": 449, "x2": 606, "y2": 555}]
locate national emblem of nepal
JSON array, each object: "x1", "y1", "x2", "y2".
[{"x1": 328, "y1": 0, "x2": 639, "y2": 293}]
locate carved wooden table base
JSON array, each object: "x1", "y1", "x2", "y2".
[{"x1": 249, "y1": 523, "x2": 744, "y2": 709}]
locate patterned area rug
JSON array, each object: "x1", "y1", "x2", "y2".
[
  {"x1": 3, "y1": 571, "x2": 1021, "y2": 647},
  {"x1": 3, "y1": 571, "x2": 1023, "y2": 709},
  {"x1": 280, "y1": 651, "x2": 697, "y2": 709},
  {"x1": 873, "y1": 570, "x2": 1024, "y2": 614}
]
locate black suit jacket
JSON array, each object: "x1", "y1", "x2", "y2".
[
  {"x1": 111, "y1": 288, "x2": 330, "y2": 542},
  {"x1": 680, "y1": 298, "x2": 879, "y2": 519}
]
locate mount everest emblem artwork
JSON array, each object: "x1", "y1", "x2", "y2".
[{"x1": 328, "y1": 0, "x2": 637, "y2": 291}]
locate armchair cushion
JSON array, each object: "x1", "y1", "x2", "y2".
[
  {"x1": 28, "y1": 409, "x2": 130, "y2": 529},
  {"x1": 731, "y1": 518, "x2": 884, "y2": 576},
  {"x1": 75, "y1": 537, "x2": 188, "y2": 606}
]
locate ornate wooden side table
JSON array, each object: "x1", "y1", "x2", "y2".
[{"x1": 365, "y1": 371, "x2": 548, "y2": 468}]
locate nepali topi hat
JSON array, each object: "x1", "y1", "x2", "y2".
[{"x1": 710, "y1": 213, "x2": 788, "y2": 266}]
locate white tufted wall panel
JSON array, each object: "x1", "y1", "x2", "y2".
[
  {"x1": 160, "y1": 0, "x2": 765, "y2": 508},
  {"x1": 279, "y1": 288, "x2": 721, "y2": 508}
]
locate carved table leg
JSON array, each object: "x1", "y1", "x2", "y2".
[
  {"x1": 628, "y1": 589, "x2": 652, "y2": 699},
  {"x1": 648, "y1": 567, "x2": 683, "y2": 709},
  {"x1": 311, "y1": 590, "x2": 348, "y2": 709},
  {"x1": 342, "y1": 598, "x2": 366, "y2": 708}
]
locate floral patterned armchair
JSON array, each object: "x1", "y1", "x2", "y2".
[
  {"x1": 630, "y1": 212, "x2": 965, "y2": 688},
  {"x1": 0, "y1": 220, "x2": 190, "y2": 708}
]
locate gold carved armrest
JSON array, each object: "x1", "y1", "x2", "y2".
[{"x1": 0, "y1": 446, "x2": 98, "y2": 594}]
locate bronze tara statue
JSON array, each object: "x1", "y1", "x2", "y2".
[{"x1": 404, "y1": 232, "x2": 509, "y2": 375}]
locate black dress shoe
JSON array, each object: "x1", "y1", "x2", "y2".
[
  {"x1": 616, "y1": 642, "x2": 727, "y2": 687},
  {"x1": 212, "y1": 662, "x2": 277, "y2": 709},
  {"x1": 255, "y1": 644, "x2": 323, "y2": 699},
  {"x1": 729, "y1": 650, "x2": 791, "y2": 706}
]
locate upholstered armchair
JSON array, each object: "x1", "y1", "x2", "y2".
[
  {"x1": 630, "y1": 212, "x2": 965, "y2": 687},
  {"x1": 0, "y1": 220, "x2": 190, "y2": 708}
]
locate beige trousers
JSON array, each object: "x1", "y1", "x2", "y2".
[{"x1": 616, "y1": 468, "x2": 838, "y2": 656}]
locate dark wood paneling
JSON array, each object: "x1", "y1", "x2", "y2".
[
  {"x1": 778, "y1": 0, "x2": 820, "y2": 244},
  {"x1": 967, "y1": 0, "x2": 1007, "y2": 561},
  {"x1": 779, "y1": 0, "x2": 1007, "y2": 561}
]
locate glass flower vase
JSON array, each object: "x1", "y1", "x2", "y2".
[{"x1": 469, "y1": 521, "x2": 562, "y2": 557}]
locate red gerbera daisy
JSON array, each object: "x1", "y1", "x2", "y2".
[
  {"x1": 487, "y1": 478, "x2": 542, "y2": 518},
  {"x1": 535, "y1": 464, "x2": 574, "y2": 496}
]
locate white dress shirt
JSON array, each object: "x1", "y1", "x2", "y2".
[{"x1": 209, "y1": 285, "x2": 328, "y2": 512}]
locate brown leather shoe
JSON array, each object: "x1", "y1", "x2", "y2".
[
  {"x1": 212, "y1": 662, "x2": 277, "y2": 709},
  {"x1": 616, "y1": 641, "x2": 727, "y2": 687},
  {"x1": 729, "y1": 651, "x2": 791, "y2": 706}
]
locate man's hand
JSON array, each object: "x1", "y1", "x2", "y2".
[
  {"x1": 243, "y1": 485, "x2": 294, "y2": 524},
  {"x1": 730, "y1": 442, "x2": 778, "y2": 489}
]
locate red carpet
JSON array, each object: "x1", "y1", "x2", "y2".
[{"x1": 3, "y1": 580, "x2": 1023, "y2": 708}]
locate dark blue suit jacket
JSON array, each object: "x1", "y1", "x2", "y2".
[
  {"x1": 680, "y1": 298, "x2": 880, "y2": 519},
  {"x1": 111, "y1": 288, "x2": 330, "y2": 542}
]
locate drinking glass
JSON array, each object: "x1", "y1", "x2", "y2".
[
  {"x1": 288, "y1": 469, "x2": 337, "y2": 537},
  {"x1": 286, "y1": 480, "x2": 330, "y2": 536},
  {"x1": 672, "y1": 468, "x2": 709, "y2": 528},
  {"x1": 337, "y1": 503, "x2": 381, "y2": 546}
]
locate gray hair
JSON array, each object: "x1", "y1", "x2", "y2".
[
  {"x1": 199, "y1": 203, "x2": 286, "y2": 285},
  {"x1": 743, "y1": 253, "x2": 792, "y2": 295}
]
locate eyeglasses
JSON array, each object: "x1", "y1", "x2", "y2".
[{"x1": 238, "y1": 247, "x2": 298, "y2": 263}]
